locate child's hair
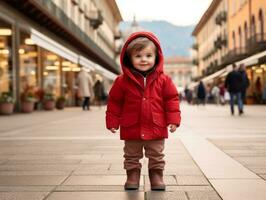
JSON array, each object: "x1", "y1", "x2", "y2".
[{"x1": 126, "y1": 37, "x2": 157, "y2": 56}]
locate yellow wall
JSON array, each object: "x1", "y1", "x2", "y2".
[
  {"x1": 228, "y1": 0, "x2": 266, "y2": 50},
  {"x1": 228, "y1": 0, "x2": 249, "y2": 50},
  {"x1": 251, "y1": 0, "x2": 266, "y2": 34}
]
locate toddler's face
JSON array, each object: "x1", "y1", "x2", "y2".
[{"x1": 130, "y1": 44, "x2": 156, "y2": 72}]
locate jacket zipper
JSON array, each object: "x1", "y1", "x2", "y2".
[{"x1": 144, "y1": 77, "x2": 147, "y2": 88}]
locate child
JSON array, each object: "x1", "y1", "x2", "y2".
[{"x1": 106, "y1": 32, "x2": 181, "y2": 191}]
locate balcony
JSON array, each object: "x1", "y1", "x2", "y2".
[
  {"x1": 215, "y1": 11, "x2": 227, "y2": 26},
  {"x1": 114, "y1": 30, "x2": 122, "y2": 40},
  {"x1": 192, "y1": 58, "x2": 199, "y2": 65},
  {"x1": 246, "y1": 33, "x2": 266, "y2": 54},
  {"x1": 88, "y1": 10, "x2": 103, "y2": 29},
  {"x1": 221, "y1": 47, "x2": 248, "y2": 65},
  {"x1": 192, "y1": 43, "x2": 198, "y2": 50},
  {"x1": 214, "y1": 35, "x2": 227, "y2": 49}
]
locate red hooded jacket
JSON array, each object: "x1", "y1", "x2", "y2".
[{"x1": 106, "y1": 31, "x2": 181, "y2": 140}]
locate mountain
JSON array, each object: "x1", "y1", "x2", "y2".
[{"x1": 119, "y1": 20, "x2": 195, "y2": 57}]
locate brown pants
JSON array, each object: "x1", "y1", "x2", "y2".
[{"x1": 123, "y1": 139, "x2": 165, "y2": 170}]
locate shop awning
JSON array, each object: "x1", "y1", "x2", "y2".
[
  {"x1": 30, "y1": 29, "x2": 79, "y2": 64},
  {"x1": 202, "y1": 67, "x2": 228, "y2": 83},
  {"x1": 236, "y1": 50, "x2": 266, "y2": 67},
  {"x1": 79, "y1": 56, "x2": 95, "y2": 70},
  {"x1": 94, "y1": 64, "x2": 118, "y2": 80}
]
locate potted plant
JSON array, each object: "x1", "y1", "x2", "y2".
[
  {"x1": 20, "y1": 85, "x2": 36, "y2": 113},
  {"x1": 56, "y1": 96, "x2": 66, "y2": 110},
  {"x1": 0, "y1": 92, "x2": 15, "y2": 115},
  {"x1": 34, "y1": 87, "x2": 45, "y2": 110},
  {"x1": 43, "y1": 92, "x2": 55, "y2": 110}
]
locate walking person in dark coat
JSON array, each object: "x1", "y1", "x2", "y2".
[
  {"x1": 238, "y1": 64, "x2": 250, "y2": 104},
  {"x1": 197, "y1": 81, "x2": 206, "y2": 105},
  {"x1": 225, "y1": 64, "x2": 243, "y2": 115},
  {"x1": 93, "y1": 76, "x2": 105, "y2": 108}
]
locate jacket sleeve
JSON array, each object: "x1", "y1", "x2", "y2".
[
  {"x1": 163, "y1": 76, "x2": 181, "y2": 126},
  {"x1": 106, "y1": 76, "x2": 124, "y2": 129}
]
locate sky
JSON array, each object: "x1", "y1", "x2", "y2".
[{"x1": 116, "y1": 0, "x2": 213, "y2": 26}]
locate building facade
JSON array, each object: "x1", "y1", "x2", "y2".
[
  {"x1": 164, "y1": 56, "x2": 193, "y2": 91},
  {"x1": 192, "y1": 0, "x2": 266, "y2": 104},
  {"x1": 192, "y1": 0, "x2": 228, "y2": 81},
  {"x1": 0, "y1": 0, "x2": 122, "y2": 109}
]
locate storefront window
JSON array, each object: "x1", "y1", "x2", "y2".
[
  {"x1": 0, "y1": 18, "x2": 12, "y2": 94},
  {"x1": 42, "y1": 49, "x2": 61, "y2": 97},
  {"x1": 19, "y1": 31, "x2": 38, "y2": 95},
  {"x1": 62, "y1": 60, "x2": 80, "y2": 105}
]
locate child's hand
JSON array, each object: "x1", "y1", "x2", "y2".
[
  {"x1": 109, "y1": 128, "x2": 117, "y2": 133},
  {"x1": 168, "y1": 124, "x2": 177, "y2": 133}
]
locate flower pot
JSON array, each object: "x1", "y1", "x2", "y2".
[
  {"x1": 43, "y1": 100, "x2": 55, "y2": 111},
  {"x1": 21, "y1": 101, "x2": 34, "y2": 113},
  {"x1": 0, "y1": 102, "x2": 14, "y2": 115},
  {"x1": 56, "y1": 101, "x2": 65, "y2": 110}
]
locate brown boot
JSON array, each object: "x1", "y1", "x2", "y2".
[
  {"x1": 124, "y1": 169, "x2": 141, "y2": 190},
  {"x1": 149, "y1": 169, "x2": 166, "y2": 191}
]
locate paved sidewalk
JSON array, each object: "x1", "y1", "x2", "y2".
[{"x1": 0, "y1": 104, "x2": 265, "y2": 199}]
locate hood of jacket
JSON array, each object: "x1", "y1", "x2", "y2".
[{"x1": 120, "y1": 31, "x2": 164, "y2": 81}]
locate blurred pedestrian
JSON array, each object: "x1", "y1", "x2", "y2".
[
  {"x1": 225, "y1": 64, "x2": 243, "y2": 115},
  {"x1": 77, "y1": 68, "x2": 93, "y2": 110},
  {"x1": 255, "y1": 77, "x2": 262, "y2": 103},
  {"x1": 219, "y1": 83, "x2": 225, "y2": 105},
  {"x1": 106, "y1": 32, "x2": 181, "y2": 191},
  {"x1": 93, "y1": 75, "x2": 105, "y2": 108},
  {"x1": 184, "y1": 86, "x2": 192, "y2": 104},
  {"x1": 238, "y1": 64, "x2": 250, "y2": 104},
  {"x1": 197, "y1": 81, "x2": 206, "y2": 105},
  {"x1": 211, "y1": 84, "x2": 220, "y2": 105}
]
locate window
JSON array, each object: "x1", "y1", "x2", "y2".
[
  {"x1": 258, "y1": 9, "x2": 264, "y2": 40},
  {"x1": 251, "y1": 15, "x2": 256, "y2": 37},
  {"x1": 232, "y1": 31, "x2": 236, "y2": 49},
  {"x1": 19, "y1": 31, "x2": 38, "y2": 96},
  {"x1": 238, "y1": 26, "x2": 242, "y2": 48},
  {"x1": 0, "y1": 18, "x2": 13, "y2": 94},
  {"x1": 244, "y1": 21, "x2": 248, "y2": 47}
]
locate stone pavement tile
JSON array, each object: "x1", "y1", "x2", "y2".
[
  {"x1": 0, "y1": 164, "x2": 79, "y2": 171},
  {"x1": 55, "y1": 185, "x2": 135, "y2": 191},
  {"x1": 0, "y1": 170, "x2": 72, "y2": 176},
  {"x1": 235, "y1": 157, "x2": 266, "y2": 166},
  {"x1": 72, "y1": 169, "x2": 110, "y2": 175},
  {"x1": 187, "y1": 191, "x2": 222, "y2": 200},
  {"x1": 5, "y1": 159, "x2": 81, "y2": 164},
  {"x1": 166, "y1": 186, "x2": 214, "y2": 192},
  {"x1": 63, "y1": 154, "x2": 102, "y2": 160},
  {"x1": 63, "y1": 175, "x2": 144, "y2": 186},
  {"x1": 46, "y1": 191, "x2": 144, "y2": 200},
  {"x1": 0, "y1": 192, "x2": 49, "y2": 200},
  {"x1": 144, "y1": 175, "x2": 177, "y2": 191},
  {"x1": 251, "y1": 146, "x2": 266, "y2": 150},
  {"x1": 0, "y1": 186, "x2": 54, "y2": 192},
  {"x1": 145, "y1": 191, "x2": 188, "y2": 200},
  {"x1": 260, "y1": 174, "x2": 266, "y2": 180},
  {"x1": 76, "y1": 163, "x2": 110, "y2": 171},
  {"x1": 223, "y1": 150, "x2": 266, "y2": 157},
  {"x1": 0, "y1": 175, "x2": 67, "y2": 186},
  {"x1": 165, "y1": 167, "x2": 204, "y2": 176},
  {"x1": 210, "y1": 179, "x2": 266, "y2": 200},
  {"x1": 249, "y1": 166, "x2": 266, "y2": 174},
  {"x1": 176, "y1": 176, "x2": 209, "y2": 186},
  {"x1": 144, "y1": 175, "x2": 177, "y2": 185}
]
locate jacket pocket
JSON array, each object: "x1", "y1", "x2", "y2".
[
  {"x1": 152, "y1": 112, "x2": 166, "y2": 127},
  {"x1": 120, "y1": 113, "x2": 139, "y2": 127}
]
